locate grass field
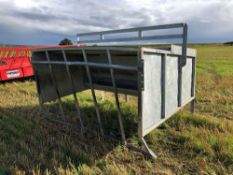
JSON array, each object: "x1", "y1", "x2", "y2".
[{"x1": 0, "y1": 44, "x2": 233, "y2": 175}]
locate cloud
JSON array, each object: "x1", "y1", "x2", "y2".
[{"x1": 0, "y1": 0, "x2": 233, "y2": 44}]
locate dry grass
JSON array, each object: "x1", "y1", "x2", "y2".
[{"x1": 0, "y1": 44, "x2": 233, "y2": 175}]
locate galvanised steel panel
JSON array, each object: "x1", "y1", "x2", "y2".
[
  {"x1": 165, "y1": 55, "x2": 178, "y2": 117},
  {"x1": 139, "y1": 48, "x2": 196, "y2": 137},
  {"x1": 182, "y1": 58, "x2": 193, "y2": 105},
  {"x1": 142, "y1": 53, "x2": 162, "y2": 136}
]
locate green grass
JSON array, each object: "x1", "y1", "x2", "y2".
[
  {"x1": 0, "y1": 44, "x2": 233, "y2": 174},
  {"x1": 190, "y1": 44, "x2": 233, "y2": 76}
]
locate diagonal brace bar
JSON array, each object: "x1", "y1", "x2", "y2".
[
  {"x1": 45, "y1": 50, "x2": 66, "y2": 120},
  {"x1": 62, "y1": 49, "x2": 84, "y2": 132},
  {"x1": 106, "y1": 49, "x2": 126, "y2": 145},
  {"x1": 82, "y1": 49, "x2": 104, "y2": 136}
]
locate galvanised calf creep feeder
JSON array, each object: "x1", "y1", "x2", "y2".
[{"x1": 31, "y1": 23, "x2": 196, "y2": 159}]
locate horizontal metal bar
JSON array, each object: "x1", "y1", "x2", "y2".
[
  {"x1": 80, "y1": 47, "x2": 137, "y2": 51},
  {"x1": 32, "y1": 47, "x2": 138, "y2": 52},
  {"x1": 31, "y1": 61, "x2": 138, "y2": 71},
  {"x1": 92, "y1": 84, "x2": 138, "y2": 96},
  {"x1": 77, "y1": 23, "x2": 185, "y2": 36},
  {"x1": 78, "y1": 34, "x2": 183, "y2": 44}
]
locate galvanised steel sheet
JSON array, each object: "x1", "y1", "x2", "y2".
[{"x1": 139, "y1": 47, "x2": 196, "y2": 137}]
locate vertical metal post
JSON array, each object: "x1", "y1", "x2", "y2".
[
  {"x1": 138, "y1": 30, "x2": 143, "y2": 39},
  {"x1": 106, "y1": 49, "x2": 126, "y2": 145},
  {"x1": 161, "y1": 54, "x2": 166, "y2": 119},
  {"x1": 178, "y1": 56, "x2": 182, "y2": 107},
  {"x1": 45, "y1": 50, "x2": 65, "y2": 120},
  {"x1": 82, "y1": 49, "x2": 104, "y2": 136},
  {"x1": 137, "y1": 47, "x2": 143, "y2": 138},
  {"x1": 190, "y1": 57, "x2": 196, "y2": 113},
  {"x1": 191, "y1": 57, "x2": 196, "y2": 97},
  {"x1": 62, "y1": 50, "x2": 84, "y2": 131},
  {"x1": 124, "y1": 94, "x2": 128, "y2": 102},
  {"x1": 182, "y1": 24, "x2": 188, "y2": 66},
  {"x1": 190, "y1": 99, "x2": 195, "y2": 113},
  {"x1": 100, "y1": 34, "x2": 104, "y2": 41},
  {"x1": 178, "y1": 24, "x2": 187, "y2": 106}
]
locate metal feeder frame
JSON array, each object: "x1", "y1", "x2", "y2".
[{"x1": 31, "y1": 23, "x2": 196, "y2": 159}]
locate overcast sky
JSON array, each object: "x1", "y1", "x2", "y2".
[{"x1": 0, "y1": 0, "x2": 233, "y2": 45}]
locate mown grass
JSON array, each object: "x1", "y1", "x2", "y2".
[
  {"x1": 191, "y1": 44, "x2": 233, "y2": 76},
  {"x1": 0, "y1": 44, "x2": 233, "y2": 174}
]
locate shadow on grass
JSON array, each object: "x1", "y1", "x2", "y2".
[
  {"x1": 0, "y1": 99, "x2": 138, "y2": 174},
  {"x1": 0, "y1": 76, "x2": 34, "y2": 84}
]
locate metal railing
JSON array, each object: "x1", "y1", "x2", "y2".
[{"x1": 77, "y1": 23, "x2": 188, "y2": 66}]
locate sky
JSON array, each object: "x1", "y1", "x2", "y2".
[{"x1": 0, "y1": 0, "x2": 233, "y2": 45}]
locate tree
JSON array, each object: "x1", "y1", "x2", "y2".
[
  {"x1": 224, "y1": 41, "x2": 233, "y2": 46},
  {"x1": 59, "y1": 38, "x2": 73, "y2": 45}
]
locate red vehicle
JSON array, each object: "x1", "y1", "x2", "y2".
[
  {"x1": 0, "y1": 47, "x2": 34, "y2": 81},
  {"x1": 0, "y1": 45, "x2": 86, "y2": 81}
]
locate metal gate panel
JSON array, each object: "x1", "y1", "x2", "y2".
[{"x1": 139, "y1": 47, "x2": 195, "y2": 137}]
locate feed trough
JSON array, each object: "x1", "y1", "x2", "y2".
[{"x1": 31, "y1": 23, "x2": 196, "y2": 158}]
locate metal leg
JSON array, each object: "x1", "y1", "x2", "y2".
[
  {"x1": 141, "y1": 138, "x2": 157, "y2": 159},
  {"x1": 190, "y1": 99, "x2": 195, "y2": 113},
  {"x1": 191, "y1": 57, "x2": 196, "y2": 113},
  {"x1": 82, "y1": 49, "x2": 104, "y2": 136},
  {"x1": 124, "y1": 94, "x2": 128, "y2": 102},
  {"x1": 101, "y1": 91, "x2": 106, "y2": 101},
  {"x1": 62, "y1": 50, "x2": 84, "y2": 132},
  {"x1": 136, "y1": 48, "x2": 157, "y2": 159},
  {"x1": 106, "y1": 49, "x2": 126, "y2": 145},
  {"x1": 45, "y1": 51, "x2": 66, "y2": 120}
]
